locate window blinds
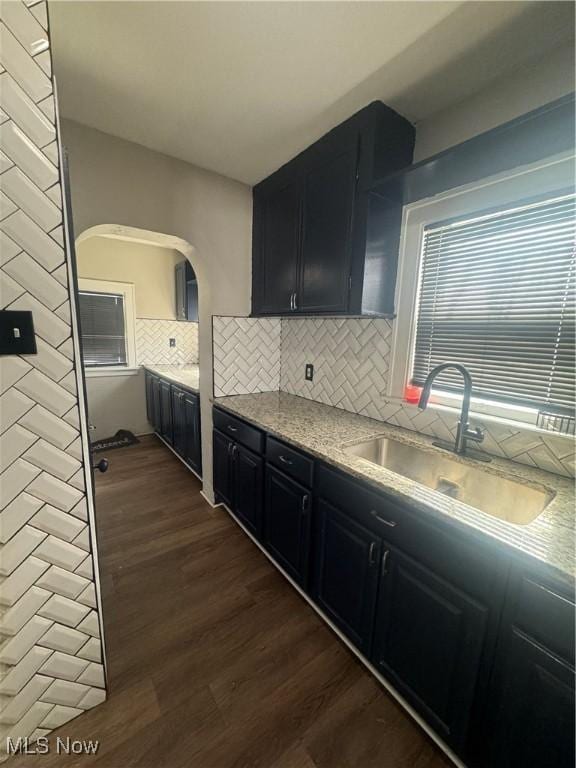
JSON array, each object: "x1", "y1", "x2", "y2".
[
  {"x1": 411, "y1": 193, "x2": 575, "y2": 414},
  {"x1": 79, "y1": 291, "x2": 127, "y2": 367}
]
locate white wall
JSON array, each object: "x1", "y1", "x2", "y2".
[
  {"x1": 62, "y1": 119, "x2": 252, "y2": 500},
  {"x1": 414, "y1": 45, "x2": 575, "y2": 161},
  {"x1": 86, "y1": 371, "x2": 149, "y2": 440}
]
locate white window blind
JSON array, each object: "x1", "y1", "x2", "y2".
[
  {"x1": 79, "y1": 291, "x2": 127, "y2": 367},
  {"x1": 411, "y1": 192, "x2": 576, "y2": 415}
]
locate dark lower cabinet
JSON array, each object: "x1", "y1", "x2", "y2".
[
  {"x1": 486, "y1": 571, "x2": 575, "y2": 768},
  {"x1": 151, "y1": 376, "x2": 161, "y2": 433},
  {"x1": 213, "y1": 429, "x2": 234, "y2": 509},
  {"x1": 159, "y1": 380, "x2": 173, "y2": 444},
  {"x1": 313, "y1": 498, "x2": 381, "y2": 656},
  {"x1": 372, "y1": 545, "x2": 488, "y2": 752},
  {"x1": 213, "y1": 428, "x2": 263, "y2": 539},
  {"x1": 172, "y1": 386, "x2": 186, "y2": 455},
  {"x1": 172, "y1": 386, "x2": 202, "y2": 475},
  {"x1": 263, "y1": 465, "x2": 311, "y2": 587},
  {"x1": 145, "y1": 371, "x2": 155, "y2": 425}
]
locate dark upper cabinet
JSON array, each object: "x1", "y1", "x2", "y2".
[
  {"x1": 263, "y1": 465, "x2": 312, "y2": 587},
  {"x1": 372, "y1": 545, "x2": 489, "y2": 754},
  {"x1": 254, "y1": 178, "x2": 301, "y2": 314},
  {"x1": 485, "y1": 570, "x2": 575, "y2": 768},
  {"x1": 175, "y1": 260, "x2": 199, "y2": 322},
  {"x1": 252, "y1": 101, "x2": 415, "y2": 317},
  {"x1": 159, "y1": 379, "x2": 173, "y2": 444},
  {"x1": 313, "y1": 498, "x2": 381, "y2": 656}
]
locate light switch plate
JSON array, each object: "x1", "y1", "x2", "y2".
[{"x1": 0, "y1": 311, "x2": 37, "y2": 355}]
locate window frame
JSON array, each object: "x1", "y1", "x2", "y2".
[
  {"x1": 78, "y1": 278, "x2": 138, "y2": 377},
  {"x1": 388, "y1": 152, "x2": 575, "y2": 428}
]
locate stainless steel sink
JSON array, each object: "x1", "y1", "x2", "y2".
[{"x1": 344, "y1": 437, "x2": 554, "y2": 524}]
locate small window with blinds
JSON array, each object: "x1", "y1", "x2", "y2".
[
  {"x1": 410, "y1": 192, "x2": 575, "y2": 416},
  {"x1": 79, "y1": 291, "x2": 128, "y2": 367}
]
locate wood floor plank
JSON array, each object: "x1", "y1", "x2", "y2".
[{"x1": 7, "y1": 436, "x2": 452, "y2": 767}]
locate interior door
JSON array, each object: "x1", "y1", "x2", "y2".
[
  {"x1": 264, "y1": 465, "x2": 311, "y2": 586},
  {"x1": 298, "y1": 141, "x2": 358, "y2": 313},
  {"x1": 314, "y1": 498, "x2": 381, "y2": 655},
  {"x1": 372, "y1": 545, "x2": 488, "y2": 751},
  {"x1": 254, "y1": 178, "x2": 301, "y2": 314}
]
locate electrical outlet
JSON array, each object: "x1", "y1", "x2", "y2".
[
  {"x1": 305, "y1": 363, "x2": 314, "y2": 381},
  {"x1": 169, "y1": 338, "x2": 176, "y2": 347}
]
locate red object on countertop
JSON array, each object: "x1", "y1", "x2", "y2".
[{"x1": 404, "y1": 383, "x2": 422, "y2": 404}]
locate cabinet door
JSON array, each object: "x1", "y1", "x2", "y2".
[
  {"x1": 372, "y1": 546, "x2": 488, "y2": 751},
  {"x1": 145, "y1": 372, "x2": 155, "y2": 426},
  {"x1": 264, "y1": 465, "x2": 311, "y2": 587},
  {"x1": 159, "y1": 380, "x2": 173, "y2": 444},
  {"x1": 298, "y1": 142, "x2": 358, "y2": 313},
  {"x1": 488, "y1": 629, "x2": 575, "y2": 768},
  {"x1": 213, "y1": 429, "x2": 234, "y2": 508},
  {"x1": 152, "y1": 377, "x2": 161, "y2": 432},
  {"x1": 175, "y1": 261, "x2": 187, "y2": 320},
  {"x1": 183, "y1": 392, "x2": 201, "y2": 474},
  {"x1": 314, "y1": 498, "x2": 381, "y2": 655},
  {"x1": 253, "y1": 179, "x2": 301, "y2": 315},
  {"x1": 171, "y1": 387, "x2": 186, "y2": 457},
  {"x1": 233, "y1": 444, "x2": 263, "y2": 539}
]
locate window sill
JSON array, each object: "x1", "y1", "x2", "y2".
[
  {"x1": 386, "y1": 395, "x2": 574, "y2": 442},
  {"x1": 84, "y1": 367, "x2": 140, "y2": 378}
]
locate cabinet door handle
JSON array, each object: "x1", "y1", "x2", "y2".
[
  {"x1": 301, "y1": 494, "x2": 309, "y2": 514},
  {"x1": 370, "y1": 510, "x2": 397, "y2": 528},
  {"x1": 227, "y1": 425, "x2": 238, "y2": 433},
  {"x1": 368, "y1": 541, "x2": 377, "y2": 566},
  {"x1": 278, "y1": 455, "x2": 293, "y2": 465},
  {"x1": 293, "y1": 292, "x2": 298, "y2": 310},
  {"x1": 382, "y1": 549, "x2": 390, "y2": 575},
  {"x1": 289, "y1": 292, "x2": 295, "y2": 310},
  {"x1": 227, "y1": 442, "x2": 233, "y2": 456}
]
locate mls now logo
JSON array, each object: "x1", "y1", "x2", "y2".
[{"x1": 6, "y1": 736, "x2": 99, "y2": 755}]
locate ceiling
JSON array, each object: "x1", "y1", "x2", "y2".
[{"x1": 50, "y1": 1, "x2": 575, "y2": 185}]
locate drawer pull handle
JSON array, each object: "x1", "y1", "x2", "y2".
[
  {"x1": 370, "y1": 510, "x2": 397, "y2": 528},
  {"x1": 227, "y1": 425, "x2": 238, "y2": 432},
  {"x1": 301, "y1": 494, "x2": 310, "y2": 514},
  {"x1": 382, "y1": 550, "x2": 390, "y2": 575},
  {"x1": 278, "y1": 455, "x2": 293, "y2": 465}
]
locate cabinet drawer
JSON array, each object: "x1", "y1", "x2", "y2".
[
  {"x1": 213, "y1": 408, "x2": 264, "y2": 454},
  {"x1": 266, "y1": 437, "x2": 314, "y2": 487},
  {"x1": 512, "y1": 573, "x2": 575, "y2": 663},
  {"x1": 317, "y1": 464, "x2": 404, "y2": 539}
]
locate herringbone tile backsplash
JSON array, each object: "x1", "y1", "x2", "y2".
[
  {"x1": 213, "y1": 314, "x2": 574, "y2": 478},
  {"x1": 213, "y1": 317, "x2": 280, "y2": 397},
  {"x1": 136, "y1": 319, "x2": 198, "y2": 366},
  {"x1": 0, "y1": 1, "x2": 105, "y2": 753}
]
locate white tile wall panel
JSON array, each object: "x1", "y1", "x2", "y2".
[
  {"x1": 280, "y1": 317, "x2": 575, "y2": 477},
  {"x1": 76, "y1": 662, "x2": 104, "y2": 688},
  {"x1": 0, "y1": 646, "x2": 51, "y2": 695},
  {"x1": 0, "y1": 357, "x2": 30, "y2": 393},
  {"x1": 39, "y1": 651, "x2": 88, "y2": 682},
  {"x1": 0, "y1": 493, "x2": 43, "y2": 543},
  {"x1": 18, "y1": 404, "x2": 78, "y2": 449},
  {"x1": 0, "y1": 73, "x2": 55, "y2": 148},
  {"x1": 0, "y1": 6, "x2": 106, "y2": 748},
  {"x1": 41, "y1": 678, "x2": 91, "y2": 707},
  {"x1": 0, "y1": 615, "x2": 51, "y2": 663},
  {"x1": 1, "y1": 209, "x2": 63, "y2": 270},
  {"x1": 38, "y1": 594, "x2": 90, "y2": 628},
  {"x1": 30, "y1": 505, "x2": 85, "y2": 543},
  {"x1": 37, "y1": 624, "x2": 88, "y2": 655},
  {"x1": 135, "y1": 318, "x2": 199, "y2": 365},
  {"x1": 77, "y1": 611, "x2": 99, "y2": 638},
  {"x1": 0, "y1": 524, "x2": 46, "y2": 575},
  {"x1": 76, "y1": 637, "x2": 101, "y2": 663},
  {"x1": 212, "y1": 316, "x2": 281, "y2": 396},
  {"x1": 0, "y1": 586, "x2": 50, "y2": 636}
]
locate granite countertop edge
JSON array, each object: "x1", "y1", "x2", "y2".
[
  {"x1": 143, "y1": 364, "x2": 200, "y2": 393},
  {"x1": 212, "y1": 391, "x2": 575, "y2": 586}
]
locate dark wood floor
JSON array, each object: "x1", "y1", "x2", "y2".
[{"x1": 12, "y1": 436, "x2": 452, "y2": 768}]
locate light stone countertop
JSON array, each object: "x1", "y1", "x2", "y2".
[
  {"x1": 213, "y1": 391, "x2": 575, "y2": 584},
  {"x1": 143, "y1": 364, "x2": 199, "y2": 393}
]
